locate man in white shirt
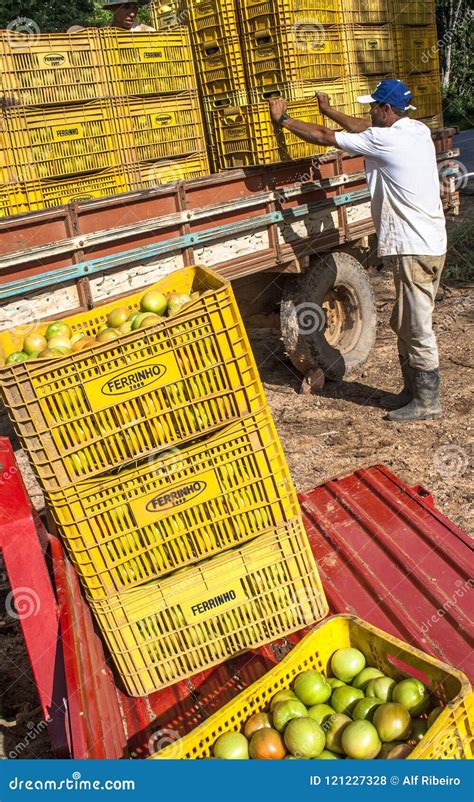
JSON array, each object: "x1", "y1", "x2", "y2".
[{"x1": 269, "y1": 80, "x2": 447, "y2": 422}]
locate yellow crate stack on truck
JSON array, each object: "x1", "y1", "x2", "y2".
[
  {"x1": 0, "y1": 27, "x2": 209, "y2": 216},
  {"x1": 343, "y1": 0, "x2": 442, "y2": 129},
  {"x1": 0, "y1": 265, "x2": 329, "y2": 696}
]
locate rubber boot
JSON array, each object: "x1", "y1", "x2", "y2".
[
  {"x1": 380, "y1": 354, "x2": 414, "y2": 410},
  {"x1": 387, "y1": 369, "x2": 441, "y2": 422}
]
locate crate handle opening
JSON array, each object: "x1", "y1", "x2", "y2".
[{"x1": 255, "y1": 31, "x2": 273, "y2": 46}]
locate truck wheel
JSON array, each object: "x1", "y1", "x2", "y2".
[{"x1": 280, "y1": 251, "x2": 377, "y2": 380}]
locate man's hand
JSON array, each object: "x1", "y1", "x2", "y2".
[
  {"x1": 269, "y1": 97, "x2": 288, "y2": 123},
  {"x1": 315, "y1": 92, "x2": 331, "y2": 115}
]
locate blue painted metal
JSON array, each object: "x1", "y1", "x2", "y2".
[{"x1": 0, "y1": 192, "x2": 371, "y2": 301}]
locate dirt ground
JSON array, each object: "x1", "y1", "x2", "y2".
[{"x1": 0, "y1": 197, "x2": 472, "y2": 760}]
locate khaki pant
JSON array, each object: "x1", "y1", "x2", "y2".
[{"x1": 387, "y1": 254, "x2": 446, "y2": 371}]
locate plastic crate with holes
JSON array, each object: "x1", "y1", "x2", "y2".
[
  {"x1": 193, "y1": 36, "x2": 247, "y2": 98},
  {"x1": 125, "y1": 153, "x2": 210, "y2": 191},
  {"x1": 348, "y1": 74, "x2": 396, "y2": 117},
  {"x1": 391, "y1": 0, "x2": 435, "y2": 26},
  {"x1": 340, "y1": 0, "x2": 391, "y2": 25},
  {"x1": 395, "y1": 24, "x2": 439, "y2": 74},
  {"x1": 0, "y1": 183, "x2": 29, "y2": 219},
  {"x1": 243, "y1": 24, "x2": 346, "y2": 89},
  {"x1": 152, "y1": 615, "x2": 473, "y2": 759},
  {"x1": 47, "y1": 407, "x2": 301, "y2": 599},
  {"x1": 239, "y1": 0, "x2": 341, "y2": 36},
  {"x1": 100, "y1": 28, "x2": 199, "y2": 97},
  {"x1": 0, "y1": 266, "x2": 267, "y2": 492},
  {"x1": 23, "y1": 167, "x2": 130, "y2": 212},
  {"x1": 345, "y1": 24, "x2": 396, "y2": 75},
  {"x1": 113, "y1": 93, "x2": 207, "y2": 165},
  {"x1": 403, "y1": 72, "x2": 442, "y2": 120},
  {"x1": 5, "y1": 100, "x2": 120, "y2": 183},
  {"x1": 88, "y1": 518, "x2": 329, "y2": 695},
  {"x1": 205, "y1": 90, "x2": 326, "y2": 169},
  {"x1": 0, "y1": 30, "x2": 108, "y2": 107},
  {"x1": 185, "y1": 0, "x2": 240, "y2": 40}
]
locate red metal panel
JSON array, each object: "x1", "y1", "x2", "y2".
[
  {"x1": 2, "y1": 447, "x2": 472, "y2": 760},
  {"x1": 0, "y1": 438, "x2": 69, "y2": 756},
  {"x1": 299, "y1": 465, "x2": 474, "y2": 680}
]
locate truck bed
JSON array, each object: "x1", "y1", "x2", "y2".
[
  {"x1": 0, "y1": 130, "x2": 459, "y2": 327},
  {"x1": 0, "y1": 439, "x2": 471, "y2": 759}
]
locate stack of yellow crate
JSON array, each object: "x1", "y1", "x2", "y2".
[
  {"x1": 0, "y1": 27, "x2": 209, "y2": 216},
  {"x1": 0, "y1": 265, "x2": 328, "y2": 696},
  {"x1": 343, "y1": 0, "x2": 442, "y2": 130},
  {"x1": 209, "y1": 0, "x2": 352, "y2": 169},
  {"x1": 151, "y1": 1, "x2": 354, "y2": 169}
]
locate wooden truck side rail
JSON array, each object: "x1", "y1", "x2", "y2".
[{"x1": 0, "y1": 130, "x2": 459, "y2": 328}]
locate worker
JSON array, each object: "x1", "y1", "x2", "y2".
[
  {"x1": 68, "y1": 2, "x2": 154, "y2": 33},
  {"x1": 102, "y1": 1, "x2": 155, "y2": 31},
  {"x1": 269, "y1": 80, "x2": 447, "y2": 422}
]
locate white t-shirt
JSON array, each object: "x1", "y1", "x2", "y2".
[{"x1": 334, "y1": 118, "x2": 447, "y2": 257}]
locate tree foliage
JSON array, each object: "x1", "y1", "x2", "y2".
[
  {"x1": 0, "y1": 0, "x2": 151, "y2": 32},
  {"x1": 436, "y1": 0, "x2": 473, "y2": 127}
]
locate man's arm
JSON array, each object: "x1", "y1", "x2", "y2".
[
  {"x1": 269, "y1": 98, "x2": 338, "y2": 147},
  {"x1": 316, "y1": 92, "x2": 371, "y2": 133}
]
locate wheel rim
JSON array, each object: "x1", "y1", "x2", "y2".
[{"x1": 322, "y1": 284, "x2": 363, "y2": 353}]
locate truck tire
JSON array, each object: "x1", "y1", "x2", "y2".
[{"x1": 280, "y1": 251, "x2": 377, "y2": 380}]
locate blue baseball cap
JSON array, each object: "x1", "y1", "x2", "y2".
[{"x1": 357, "y1": 79, "x2": 417, "y2": 111}]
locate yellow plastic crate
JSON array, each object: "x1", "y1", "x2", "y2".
[
  {"x1": 24, "y1": 168, "x2": 130, "y2": 212},
  {"x1": 340, "y1": 0, "x2": 391, "y2": 25},
  {"x1": 347, "y1": 25, "x2": 396, "y2": 74},
  {"x1": 153, "y1": 615, "x2": 473, "y2": 759},
  {"x1": 391, "y1": 0, "x2": 435, "y2": 26},
  {"x1": 5, "y1": 100, "x2": 119, "y2": 183},
  {"x1": 0, "y1": 266, "x2": 266, "y2": 492},
  {"x1": 100, "y1": 28, "x2": 198, "y2": 96},
  {"x1": 114, "y1": 93, "x2": 207, "y2": 165},
  {"x1": 0, "y1": 184, "x2": 29, "y2": 219},
  {"x1": 250, "y1": 78, "x2": 352, "y2": 115},
  {"x1": 90, "y1": 518, "x2": 329, "y2": 696},
  {"x1": 150, "y1": 1, "x2": 185, "y2": 29},
  {"x1": 348, "y1": 73, "x2": 397, "y2": 117},
  {"x1": 396, "y1": 25, "x2": 439, "y2": 74},
  {"x1": 404, "y1": 72, "x2": 442, "y2": 119},
  {"x1": 186, "y1": 0, "x2": 240, "y2": 39},
  {"x1": 206, "y1": 92, "x2": 326, "y2": 169},
  {"x1": 194, "y1": 36, "x2": 247, "y2": 97},
  {"x1": 419, "y1": 113, "x2": 444, "y2": 132},
  {"x1": 0, "y1": 118, "x2": 16, "y2": 186},
  {"x1": 126, "y1": 153, "x2": 210, "y2": 190},
  {"x1": 0, "y1": 30, "x2": 108, "y2": 107},
  {"x1": 48, "y1": 407, "x2": 301, "y2": 598},
  {"x1": 239, "y1": 1, "x2": 341, "y2": 35},
  {"x1": 244, "y1": 24, "x2": 346, "y2": 89}
]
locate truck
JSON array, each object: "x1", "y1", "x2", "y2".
[{"x1": 0, "y1": 131, "x2": 460, "y2": 381}]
